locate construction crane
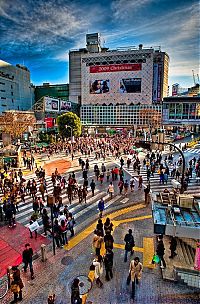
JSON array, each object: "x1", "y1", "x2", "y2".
[{"x1": 192, "y1": 70, "x2": 196, "y2": 85}]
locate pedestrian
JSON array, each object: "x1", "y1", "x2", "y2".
[
  {"x1": 42, "y1": 208, "x2": 51, "y2": 236},
  {"x1": 60, "y1": 219, "x2": 68, "y2": 245},
  {"x1": 71, "y1": 278, "x2": 82, "y2": 304},
  {"x1": 104, "y1": 231, "x2": 114, "y2": 250},
  {"x1": 124, "y1": 180, "x2": 129, "y2": 196},
  {"x1": 156, "y1": 235, "x2": 166, "y2": 268},
  {"x1": 93, "y1": 230, "x2": 103, "y2": 256},
  {"x1": 129, "y1": 257, "x2": 143, "y2": 299},
  {"x1": 124, "y1": 229, "x2": 135, "y2": 262},
  {"x1": 107, "y1": 182, "x2": 114, "y2": 198},
  {"x1": 104, "y1": 248, "x2": 114, "y2": 281},
  {"x1": 118, "y1": 179, "x2": 124, "y2": 195},
  {"x1": 78, "y1": 186, "x2": 83, "y2": 204},
  {"x1": 93, "y1": 255, "x2": 103, "y2": 287},
  {"x1": 130, "y1": 176, "x2": 135, "y2": 192},
  {"x1": 54, "y1": 219, "x2": 62, "y2": 248},
  {"x1": 99, "y1": 172, "x2": 104, "y2": 185},
  {"x1": 106, "y1": 169, "x2": 110, "y2": 182},
  {"x1": 22, "y1": 243, "x2": 34, "y2": 279},
  {"x1": 10, "y1": 266, "x2": 24, "y2": 303},
  {"x1": 144, "y1": 185, "x2": 151, "y2": 205},
  {"x1": 96, "y1": 219, "x2": 104, "y2": 236},
  {"x1": 104, "y1": 217, "x2": 113, "y2": 234},
  {"x1": 169, "y1": 236, "x2": 177, "y2": 258},
  {"x1": 82, "y1": 186, "x2": 88, "y2": 203},
  {"x1": 138, "y1": 176, "x2": 143, "y2": 189},
  {"x1": 68, "y1": 216, "x2": 75, "y2": 237},
  {"x1": 98, "y1": 197, "x2": 105, "y2": 218},
  {"x1": 29, "y1": 217, "x2": 38, "y2": 239},
  {"x1": 90, "y1": 179, "x2": 96, "y2": 196}
]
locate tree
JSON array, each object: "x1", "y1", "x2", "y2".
[
  {"x1": 0, "y1": 111, "x2": 36, "y2": 139},
  {"x1": 57, "y1": 112, "x2": 82, "y2": 138}
]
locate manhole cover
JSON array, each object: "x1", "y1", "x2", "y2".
[
  {"x1": 75, "y1": 275, "x2": 92, "y2": 295},
  {"x1": 61, "y1": 256, "x2": 74, "y2": 265}
]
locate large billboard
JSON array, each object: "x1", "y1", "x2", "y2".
[
  {"x1": 60, "y1": 101, "x2": 71, "y2": 111},
  {"x1": 119, "y1": 78, "x2": 141, "y2": 93},
  {"x1": 90, "y1": 80, "x2": 110, "y2": 94},
  {"x1": 44, "y1": 97, "x2": 59, "y2": 112}
]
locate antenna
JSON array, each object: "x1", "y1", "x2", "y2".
[{"x1": 192, "y1": 70, "x2": 196, "y2": 86}]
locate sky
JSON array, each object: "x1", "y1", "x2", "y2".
[{"x1": 0, "y1": 0, "x2": 199, "y2": 88}]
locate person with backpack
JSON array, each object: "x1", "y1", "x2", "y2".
[
  {"x1": 124, "y1": 229, "x2": 135, "y2": 262},
  {"x1": 104, "y1": 248, "x2": 114, "y2": 281}
]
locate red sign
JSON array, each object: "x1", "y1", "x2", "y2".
[
  {"x1": 45, "y1": 118, "x2": 54, "y2": 128},
  {"x1": 90, "y1": 63, "x2": 142, "y2": 73}
]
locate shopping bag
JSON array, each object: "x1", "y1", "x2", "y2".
[
  {"x1": 152, "y1": 254, "x2": 160, "y2": 264},
  {"x1": 29, "y1": 220, "x2": 39, "y2": 232}
]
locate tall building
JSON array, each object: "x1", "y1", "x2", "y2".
[
  {"x1": 0, "y1": 60, "x2": 32, "y2": 113},
  {"x1": 34, "y1": 83, "x2": 69, "y2": 102},
  {"x1": 69, "y1": 33, "x2": 169, "y2": 130}
]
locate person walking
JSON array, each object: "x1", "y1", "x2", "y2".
[
  {"x1": 107, "y1": 182, "x2": 114, "y2": 198},
  {"x1": 98, "y1": 197, "x2": 105, "y2": 218},
  {"x1": 22, "y1": 243, "x2": 34, "y2": 280},
  {"x1": 104, "y1": 248, "x2": 114, "y2": 281},
  {"x1": 124, "y1": 180, "x2": 129, "y2": 196},
  {"x1": 90, "y1": 179, "x2": 96, "y2": 197},
  {"x1": 138, "y1": 176, "x2": 143, "y2": 189},
  {"x1": 93, "y1": 255, "x2": 103, "y2": 287},
  {"x1": 92, "y1": 231, "x2": 103, "y2": 256},
  {"x1": 60, "y1": 219, "x2": 68, "y2": 245},
  {"x1": 156, "y1": 235, "x2": 166, "y2": 268},
  {"x1": 104, "y1": 231, "x2": 114, "y2": 250},
  {"x1": 71, "y1": 278, "x2": 82, "y2": 304},
  {"x1": 124, "y1": 229, "x2": 135, "y2": 262},
  {"x1": 129, "y1": 257, "x2": 143, "y2": 298},
  {"x1": 53, "y1": 219, "x2": 62, "y2": 248},
  {"x1": 169, "y1": 236, "x2": 177, "y2": 258},
  {"x1": 118, "y1": 179, "x2": 124, "y2": 195},
  {"x1": 130, "y1": 176, "x2": 135, "y2": 192},
  {"x1": 82, "y1": 186, "x2": 88, "y2": 204},
  {"x1": 10, "y1": 266, "x2": 24, "y2": 303}
]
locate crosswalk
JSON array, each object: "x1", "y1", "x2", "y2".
[
  {"x1": 183, "y1": 148, "x2": 200, "y2": 154},
  {"x1": 123, "y1": 165, "x2": 200, "y2": 195},
  {"x1": 1, "y1": 171, "x2": 130, "y2": 233}
]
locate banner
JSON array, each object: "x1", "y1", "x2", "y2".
[
  {"x1": 90, "y1": 63, "x2": 142, "y2": 73},
  {"x1": 45, "y1": 117, "x2": 54, "y2": 128}
]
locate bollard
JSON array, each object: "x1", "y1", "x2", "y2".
[{"x1": 41, "y1": 244, "x2": 47, "y2": 262}]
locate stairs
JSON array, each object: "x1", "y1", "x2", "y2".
[
  {"x1": 175, "y1": 267, "x2": 200, "y2": 289},
  {"x1": 162, "y1": 236, "x2": 198, "y2": 287}
]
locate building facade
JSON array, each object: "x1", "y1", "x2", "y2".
[
  {"x1": 34, "y1": 83, "x2": 69, "y2": 102},
  {"x1": 69, "y1": 33, "x2": 169, "y2": 128},
  {"x1": 0, "y1": 60, "x2": 33, "y2": 113},
  {"x1": 163, "y1": 96, "x2": 200, "y2": 132}
]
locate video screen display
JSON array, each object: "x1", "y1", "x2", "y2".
[
  {"x1": 119, "y1": 78, "x2": 141, "y2": 93},
  {"x1": 90, "y1": 79, "x2": 110, "y2": 94}
]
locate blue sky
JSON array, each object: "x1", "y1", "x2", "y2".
[{"x1": 0, "y1": 0, "x2": 199, "y2": 89}]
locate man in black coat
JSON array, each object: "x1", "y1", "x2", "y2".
[
  {"x1": 22, "y1": 243, "x2": 34, "y2": 279},
  {"x1": 124, "y1": 229, "x2": 135, "y2": 262}
]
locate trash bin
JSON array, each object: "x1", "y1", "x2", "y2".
[{"x1": 41, "y1": 244, "x2": 47, "y2": 262}]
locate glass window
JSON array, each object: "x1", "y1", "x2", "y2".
[
  {"x1": 189, "y1": 103, "x2": 196, "y2": 119},
  {"x1": 176, "y1": 103, "x2": 182, "y2": 119}
]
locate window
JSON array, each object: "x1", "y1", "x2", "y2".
[
  {"x1": 11, "y1": 92, "x2": 13, "y2": 96},
  {"x1": 0, "y1": 89, "x2": 5, "y2": 92},
  {"x1": 0, "y1": 82, "x2": 5, "y2": 85},
  {"x1": 1, "y1": 97, "x2": 6, "y2": 99},
  {"x1": 11, "y1": 85, "x2": 13, "y2": 89}
]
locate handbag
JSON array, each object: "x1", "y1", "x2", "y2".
[
  {"x1": 10, "y1": 283, "x2": 20, "y2": 293},
  {"x1": 126, "y1": 272, "x2": 131, "y2": 285}
]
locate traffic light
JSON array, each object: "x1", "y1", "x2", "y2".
[{"x1": 135, "y1": 141, "x2": 151, "y2": 150}]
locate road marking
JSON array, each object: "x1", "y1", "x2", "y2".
[
  {"x1": 143, "y1": 237, "x2": 155, "y2": 269},
  {"x1": 121, "y1": 197, "x2": 129, "y2": 204}
]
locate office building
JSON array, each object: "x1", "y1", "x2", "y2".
[{"x1": 0, "y1": 60, "x2": 32, "y2": 113}]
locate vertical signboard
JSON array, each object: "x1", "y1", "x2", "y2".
[
  {"x1": 157, "y1": 63, "x2": 162, "y2": 102},
  {"x1": 153, "y1": 64, "x2": 158, "y2": 103}
]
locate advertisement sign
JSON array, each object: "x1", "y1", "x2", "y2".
[
  {"x1": 119, "y1": 78, "x2": 141, "y2": 93},
  {"x1": 90, "y1": 80, "x2": 110, "y2": 94},
  {"x1": 157, "y1": 63, "x2": 162, "y2": 102},
  {"x1": 44, "y1": 97, "x2": 59, "y2": 112},
  {"x1": 44, "y1": 117, "x2": 54, "y2": 128},
  {"x1": 172, "y1": 84, "x2": 179, "y2": 96},
  {"x1": 60, "y1": 101, "x2": 71, "y2": 111},
  {"x1": 90, "y1": 63, "x2": 142, "y2": 73},
  {"x1": 153, "y1": 64, "x2": 158, "y2": 102}
]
